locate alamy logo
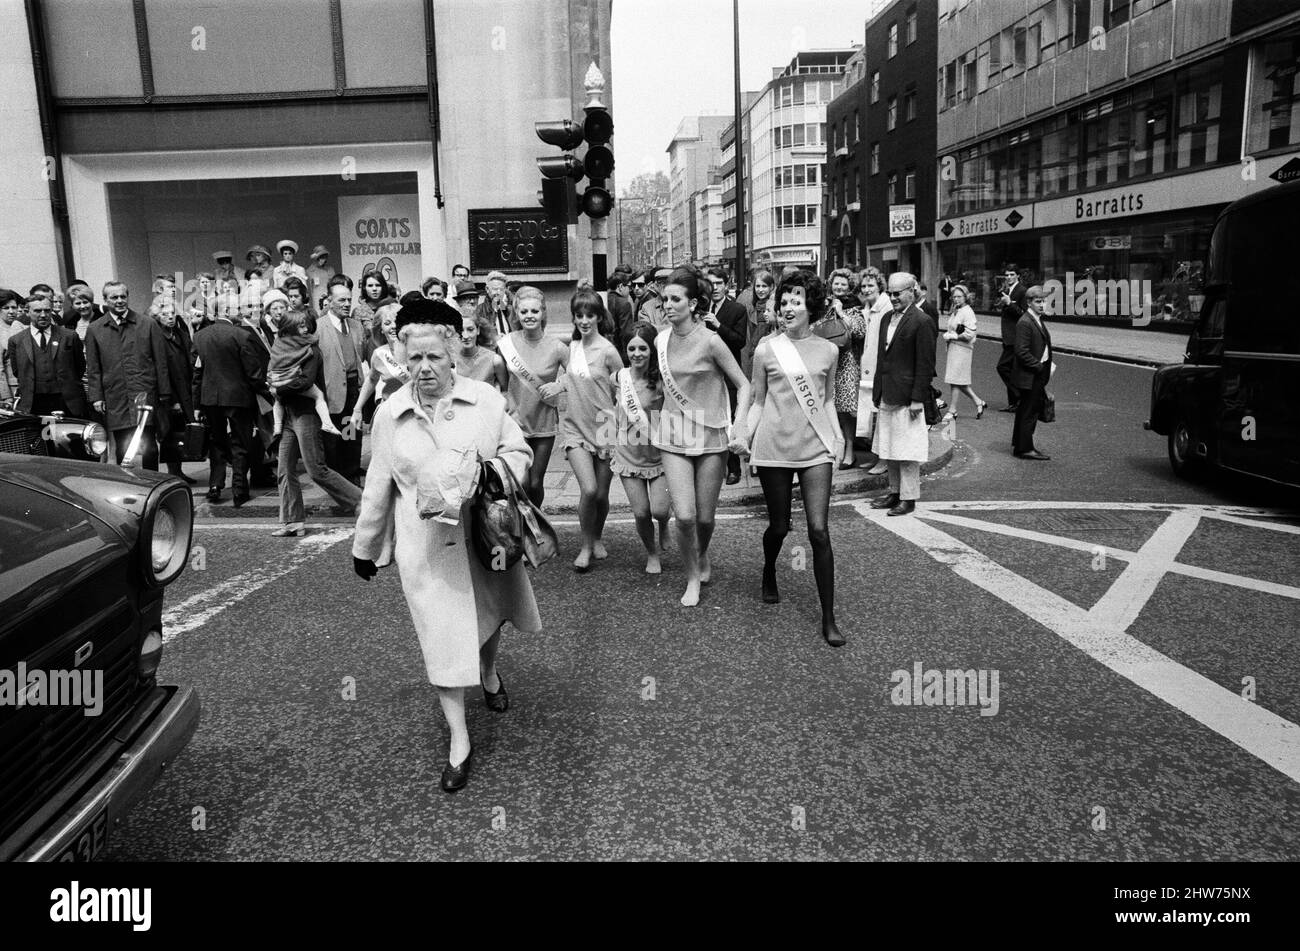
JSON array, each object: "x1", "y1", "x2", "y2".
[
  {"x1": 0, "y1": 664, "x2": 104, "y2": 716},
  {"x1": 1040, "y1": 272, "x2": 1153, "y2": 326},
  {"x1": 889, "y1": 662, "x2": 1000, "y2": 716},
  {"x1": 50, "y1": 882, "x2": 151, "y2": 931}
]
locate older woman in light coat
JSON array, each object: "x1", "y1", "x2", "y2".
[{"x1": 352, "y1": 322, "x2": 540, "y2": 793}]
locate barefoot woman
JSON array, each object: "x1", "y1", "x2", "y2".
[
  {"x1": 498, "y1": 286, "x2": 567, "y2": 507},
  {"x1": 749, "y1": 270, "x2": 845, "y2": 646},
  {"x1": 652, "y1": 268, "x2": 751, "y2": 607},
  {"x1": 611, "y1": 322, "x2": 671, "y2": 574},
  {"x1": 562, "y1": 288, "x2": 623, "y2": 571}
]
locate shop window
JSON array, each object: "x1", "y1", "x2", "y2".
[
  {"x1": 1132, "y1": 99, "x2": 1171, "y2": 176},
  {"x1": 1248, "y1": 36, "x2": 1300, "y2": 154}
]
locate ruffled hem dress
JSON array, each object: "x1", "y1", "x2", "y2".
[{"x1": 610, "y1": 368, "x2": 665, "y2": 479}]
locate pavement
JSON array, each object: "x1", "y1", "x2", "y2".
[
  {"x1": 976, "y1": 320, "x2": 1189, "y2": 367},
  {"x1": 103, "y1": 341, "x2": 1300, "y2": 861}
]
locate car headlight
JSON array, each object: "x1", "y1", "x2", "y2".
[
  {"x1": 82, "y1": 421, "x2": 108, "y2": 458},
  {"x1": 141, "y1": 484, "x2": 193, "y2": 586}
]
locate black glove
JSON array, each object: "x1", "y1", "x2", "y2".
[{"x1": 353, "y1": 557, "x2": 378, "y2": 581}]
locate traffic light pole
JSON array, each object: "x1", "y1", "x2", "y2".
[{"x1": 732, "y1": 0, "x2": 746, "y2": 286}]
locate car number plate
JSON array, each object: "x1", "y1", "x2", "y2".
[{"x1": 57, "y1": 807, "x2": 109, "y2": 862}]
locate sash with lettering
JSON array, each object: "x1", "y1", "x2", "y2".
[
  {"x1": 497, "y1": 333, "x2": 545, "y2": 395},
  {"x1": 654, "y1": 330, "x2": 729, "y2": 428},
  {"x1": 769, "y1": 333, "x2": 840, "y2": 456},
  {"x1": 569, "y1": 339, "x2": 592, "y2": 379},
  {"x1": 616, "y1": 368, "x2": 649, "y2": 440},
  {"x1": 375, "y1": 346, "x2": 411, "y2": 392}
]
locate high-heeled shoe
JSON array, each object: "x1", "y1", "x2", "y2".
[
  {"x1": 482, "y1": 675, "x2": 508, "y2": 713},
  {"x1": 440, "y1": 747, "x2": 473, "y2": 793},
  {"x1": 976, "y1": 401, "x2": 987, "y2": 420}
]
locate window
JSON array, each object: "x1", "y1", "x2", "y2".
[
  {"x1": 1014, "y1": 26, "x2": 1028, "y2": 68},
  {"x1": 904, "y1": 87, "x2": 918, "y2": 122},
  {"x1": 1175, "y1": 62, "x2": 1222, "y2": 169},
  {"x1": 963, "y1": 50, "x2": 977, "y2": 98},
  {"x1": 1248, "y1": 36, "x2": 1300, "y2": 153},
  {"x1": 888, "y1": 23, "x2": 899, "y2": 58},
  {"x1": 1026, "y1": 24, "x2": 1041, "y2": 69},
  {"x1": 906, "y1": 6, "x2": 918, "y2": 45},
  {"x1": 1071, "y1": 0, "x2": 1091, "y2": 48},
  {"x1": 871, "y1": 142, "x2": 880, "y2": 174},
  {"x1": 887, "y1": 95, "x2": 898, "y2": 130},
  {"x1": 1104, "y1": 0, "x2": 1131, "y2": 29},
  {"x1": 842, "y1": 117, "x2": 849, "y2": 149},
  {"x1": 887, "y1": 172, "x2": 898, "y2": 205},
  {"x1": 871, "y1": 71, "x2": 880, "y2": 102},
  {"x1": 904, "y1": 166, "x2": 916, "y2": 200},
  {"x1": 853, "y1": 110, "x2": 860, "y2": 143}
]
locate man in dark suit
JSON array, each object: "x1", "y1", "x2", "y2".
[
  {"x1": 8, "y1": 295, "x2": 88, "y2": 417},
  {"x1": 1011, "y1": 286, "x2": 1053, "y2": 461},
  {"x1": 869, "y1": 271, "x2": 936, "y2": 516},
  {"x1": 704, "y1": 267, "x2": 750, "y2": 484},
  {"x1": 917, "y1": 283, "x2": 941, "y2": 340},
  {"x1": 193, "y1": 299, "x2": 267, "y2": 506},
  {"x1": 317, "y1": 284, "x2": 373, "y2": 486},
  {"x1": 239, "y1": 292, "x2": 278, "y2": 487},
  {"x1": 606, "y1": 271, "x2": 637, "y2": 362},
  {"x1": 85, "y1": 281, "x2": 172, "y2": 469},
  {"x1": 997, "y1": 266, "x2": 1028, "y2": 411}
]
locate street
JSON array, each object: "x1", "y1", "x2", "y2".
[{"x1": 103, "y1": 343, "x2": 1300, "y2": 861}]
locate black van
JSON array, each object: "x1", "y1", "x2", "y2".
[{"x1": 1146, "y1": 180, "x2": 1300, "y2": 488}]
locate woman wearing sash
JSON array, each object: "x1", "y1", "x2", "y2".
[
  {"x1": 652, "y1": 268, "x2": 752, "y2": 607},
  {"x1": 499, "y1": 285, "x2": 568, "y2": 508},
  {"x1": 350, "y1": 303, "x2": 409, "y2": 433},
  {"x1": 613, "y1": 323, "x2": 671, "y2": 574},
  {"x1": 455, "y1": 313, "x2": 508, "y2": 391},
  {"x1": 562, "y1": 289, "x2": 623, "y2": 571},
  {"x1": 749, "y1": 271, "x2": 845, "y2": 646}
]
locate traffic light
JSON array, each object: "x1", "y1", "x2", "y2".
[{"x1": 534, "y1": 101, "x2": 614, "y2": 221}]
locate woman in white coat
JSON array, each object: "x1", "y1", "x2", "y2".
[
  {"x1": 352, "y1": 321, "x2": 541, "y2": 793},
  {"x1": 941, "y1": 284, "x2": 987, "y2": 420}
]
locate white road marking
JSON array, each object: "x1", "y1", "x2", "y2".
[
  {"x1": 1087, "y1": 509, "x2": 1201, "y2": 631},
  {"x1": 852, "y1": 501, "x2": 1300, "y2": 785},
  {"x1": 163, "y1": 527, "x2": 353, "y2": 642},
  {"x1": 835, "y1": 499, "x2": 1299, "y2": 517}
]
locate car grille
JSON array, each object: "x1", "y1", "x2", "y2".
[
  {"x1": 0, "y1": 607, "x2": 139, "y2": 844},
  {"x1": 0, "y1": 422, "x2": 49, "y2": 456}
]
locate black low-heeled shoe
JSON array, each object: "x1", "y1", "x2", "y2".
[
  {"x1": 440, "y1": 748, "x2": 473, "y2": 793},
  {"x1": 483, "y1": 675, "x2": 508, "y2": 713},
  {"x1": 761, "y1": 567, "x2": 780, "y2": 604},
  {"x1": 822, "y1": 619, "x2": 846, "y2": 647}
]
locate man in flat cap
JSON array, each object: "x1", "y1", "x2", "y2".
[
  {"x1": 245, "y1": 245, "x2": 271, "y2": 281},
  {"x1": 272, "y1": 239, "x2": 308, "y2": 290},
  {"x1": 305, "y1": 245, "x2": 335, "y2": 307},
  {"x1": 212, "y1": 251, "x2": 236, "y2": 284}
]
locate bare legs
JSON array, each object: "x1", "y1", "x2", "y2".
[
  {"x1": 660, "y1": 450, "x2": 727, "y2": 606},
  {"x1": 567, "y1": 446, "x2": 614, "y2": 570},
  {"x1": 621, "y1": 473, "x2": 671, "y2": 573},
  {"x1": 947, "y1": 384, "x2": 986, "y2": 416},
  {"x1": 757, "y1": 463, "x2": 842, "y2": 645},
  {"x1": 524, "y1": 435, "x2": 555, "y2": 508}
]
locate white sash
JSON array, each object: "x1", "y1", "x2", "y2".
[
  {"x1": 770, "y1": 334, "x2": 840, "y2": 456},
  {"x1": 655, "y1": 329, "x2": 727, "y2": 427},
  {"x1": 569, "y1": 340, "x2": 591, "y2": 379},
  {"x1": 375, "y1": 346, "x2": 409, "y2": 384},
  {"x1": 497, "y1": 334, "x2": 544, "y2": 395},
  {"x1": 617, "y1": 368, "x2": 648, "y2": 431}
]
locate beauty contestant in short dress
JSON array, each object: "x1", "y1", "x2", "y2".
[
  {"x1": 498, "y1": 286, "x2": 568, "y2": 508},
  {"x1": 455, "y1": 313, "x2": 508, "y2": 391},
  {"x1": 610, "y1": 322, "x2": 671, "y2": 574},
  {"x1": 560, "y1": 288, "x2": 624, "y2": 571},
  {"x1": 652, "y1": 267, "x2": 752, "y2": 607},
  {"x1": 748, "y1": 270, "x2": 845, "y2": 647}
]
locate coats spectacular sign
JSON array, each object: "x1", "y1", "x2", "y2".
[
  {"x1": 467, "y1": 208, "x2": 569, "y2": 274},
  {"x1": 337, "y1": 194, "x2": 422, "y2": 294}
]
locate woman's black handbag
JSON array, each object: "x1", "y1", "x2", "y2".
[
  {"x1": 813, "y1": 316, "x2": 851, "y2": 350},
  {"x1": 166, "y1": 409, "x2": 208, "y2": 462},
  {"x1": 471, "y1": 459, "x2": 559, "y2": 571},
  {"x1": 1038, "y1": 391, "x2": 1056, "y2": 423}
]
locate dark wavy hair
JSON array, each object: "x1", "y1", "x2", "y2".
[
  {"x1": 570, "y1": 287, "x2": 614, "y2": 340},
  {"x1": 666, "y1": 266, "x2": 708, "y2": 319},
  {"x1": 775, "y1": 269, "x2": 829, "y2": 321},
  {"x1": 358, "y1": 270, "x2": 392, "y2": 304},
  {"x1": 627, "y1": 320, "x2": 661, "y2": 387}
]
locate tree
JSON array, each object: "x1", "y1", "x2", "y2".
[{"x1": 617, "y1": 171, "x2": 670, "y2": 270}]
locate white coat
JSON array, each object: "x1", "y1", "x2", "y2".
[{"x1": 352, "y1": 376, "x2": 541, "y2": 687}]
